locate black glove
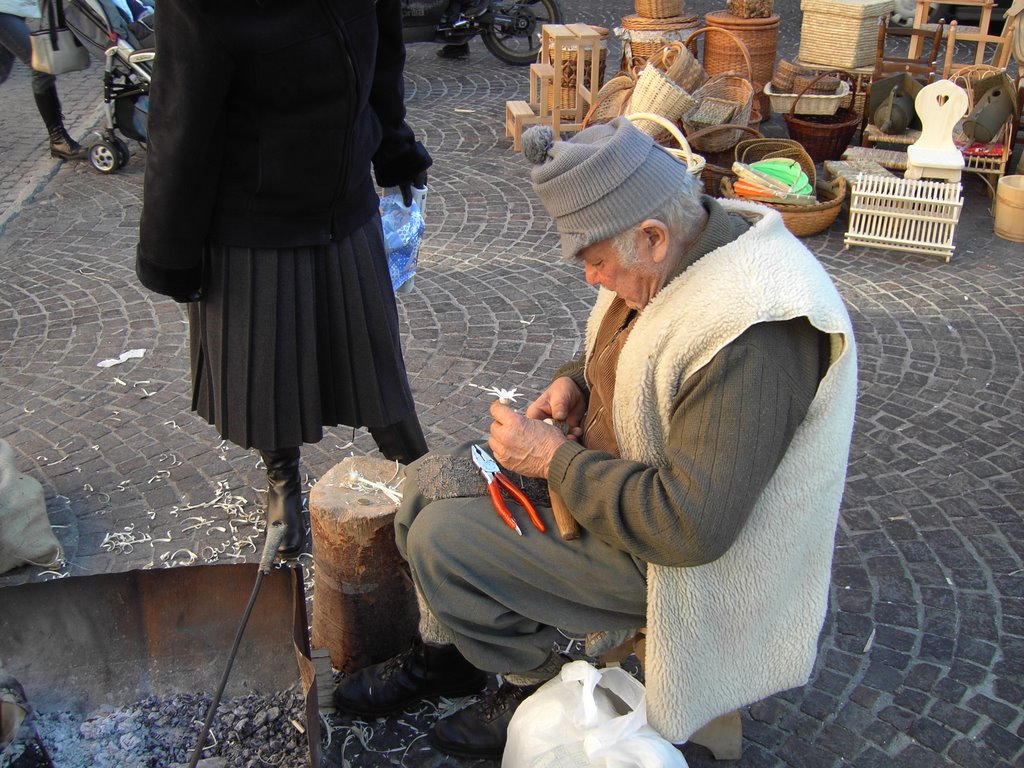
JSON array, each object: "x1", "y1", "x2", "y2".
[{"x1": 399, "y1": 169, "x2": 429, "y2": 207}]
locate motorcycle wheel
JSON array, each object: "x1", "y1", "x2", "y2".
[{"x1": 480, "y1": 0, "x2": 561, "y2": 65}]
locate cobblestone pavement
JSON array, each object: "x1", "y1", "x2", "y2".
[{"x1": 1, "y1": 1, "x2": 1022, "y2": 766}]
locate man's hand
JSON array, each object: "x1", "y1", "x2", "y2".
[
  {"x1": 525, "y1": 377, "x2": 586, "y2": 439},
  {"x1": 488, "y1": 401, "x2": 568, "y2": 479}
]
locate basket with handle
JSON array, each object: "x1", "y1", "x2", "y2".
[
  {"x1": 720, "y1": 175, "x2": 847, "y2": 237},
  {"x1": 771, "y1": 58, "x2": 811, "y2": 92},
  {"x1": 683, "y1": 26, "x2": 760, "y2": 123},
  {"x1": 686, "y1": 123, "x2": 763, "y2": 195},
  {"x1": 635, "y1": 0, "x2": 684, "y2": 19},
  {"x1": 625, "y1": 64, "x2": 697, "y2": 139},
  {"x1": 683, "y1": 73, "x2": 755, "y2": 152},
  {"x1": 783, "y1": 72, "x2": 859, "y2": 162},
  {"x1": 645, "y1": 41, "x2": 707, "y2": 93},
  {"x1": 763, "y1": 80, "x2": 849, "y2": 117},
  {"x1": 582, "y1": 73, "x2": 637, "y2": 127},
  {"x1": 625, "y1": 112, "x2": 706, "y2": 178}
]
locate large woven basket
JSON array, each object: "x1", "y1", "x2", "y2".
[
  {"x1": 619, "y1": 14, "x2": 700, "y2": 69},
  {"x1": 783, "y1": 74, "x2": 859, "y2": 161},
  {"x1": 720, "y1": 175, "x2": 847, "y2": 237},
  {"x1": 702, "y1": 11, "x2": 779, "y2": 120},
  {"x1": 646, "y1": 41, "x2": 707, "y2": 93},
  {"x1": 625, "y1": 112, "x2": 706, "y2": 178},
  {"x1": 635, "y1": 0, "x2": 684, "y2": 19},
  {"x1": 687, "y1": 123, "x2": 763, "y2": 195}
]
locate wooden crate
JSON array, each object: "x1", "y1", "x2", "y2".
[{"x1": 844, "y1": 173, "x2": 963, "y2": 261}]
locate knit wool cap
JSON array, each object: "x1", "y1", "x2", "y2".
[{"x1": 522, "y1": 117, "x2": 692, "y2": 260}]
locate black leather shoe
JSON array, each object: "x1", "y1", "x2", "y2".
[
  {"x1": 429, "y1": 680, "x2": 540, "y2": 758},
  {"x1": 259, "y1": 447, "x2": 305, "y2": 559},
  {"x1": 333, "y1": 638, "x2": 488, "y2": 717}
]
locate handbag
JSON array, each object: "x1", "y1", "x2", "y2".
[
  {"x1": 30, "y1": 0, "x2": 90, "y2": 76},
  {"x1": 503, "y1": 660, "x2": 687, "y2": 767}
]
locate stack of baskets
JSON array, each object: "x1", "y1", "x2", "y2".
[
  {"x1": 719, "y1": 138, "x2": 847, "y2": 237},
  {"x1": 618, "y1": 0, "x2": 700, "y2": 70},
  {"x1": 764, "y1": 60, "x2": 850, "y2": 118},
  {"x1": 780, "y1": 72, "x2": 860, "y2": 162},
  {"x1": 702, "y1": 10, "x2": 780, "y2": 120}
]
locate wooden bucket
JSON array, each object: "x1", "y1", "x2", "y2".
[{"x1": 994, "y1": 175, "x2": 1024, "y2": 243}]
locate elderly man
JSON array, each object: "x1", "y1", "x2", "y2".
[{"x1": 333, "y1": 117, "x2": 857, "y2": 758}]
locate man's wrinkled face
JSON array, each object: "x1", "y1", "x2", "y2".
[{"x1": 578, "y1": 237, "x2": 660, "y2": 310}]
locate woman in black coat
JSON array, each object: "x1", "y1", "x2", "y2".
[{"x1": 136, "y1": 0, "x2": 432, "y2": 558}]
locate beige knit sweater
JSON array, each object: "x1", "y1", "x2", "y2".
[{"x1": 582, "y1": 200, "x2": 857, "y2": 743}]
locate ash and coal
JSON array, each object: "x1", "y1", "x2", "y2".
[{"x1": 32, "y1": 689, "x2": 308, "y2": 768}]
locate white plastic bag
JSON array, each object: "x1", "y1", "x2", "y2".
[
  {"x1": 379, "y1": 185, "x2": 426, "y2": 294},
  {"x1": 503, "y1": 660, "x2": 687, "y2": 768}
]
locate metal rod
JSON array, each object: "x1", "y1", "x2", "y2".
[{"x1": 185, "y1": 521, "x2": 287, "y2": 767}]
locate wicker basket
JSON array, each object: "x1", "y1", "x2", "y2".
[
  {"x1": 735, "y1": 137, "x2": 816, "y2": 188},
  {"x1": 687, "y1": 123, "x2": 763, "y2": 195},
  {"x1": 646, "y1": 41, "x2": 707, "y2": 93},
  {"x1": 764, "y1": 81, "x2": 850, "y2": 116},
  {"x1": 702, "y1": 11, "x2": 779, "y2": 120},
  {"x1": 771, "y1": 59, "x2": 811, "y2": 92},
  {"x1": 625, "y1": 112, "x2": 706, "y2": 178},
  {"x1": 635, "y1": 0, "x2": 684, "y2": 19},
  {"x1": 619, "y1": 14, "x2": 701, "y2": 69},
  {"x1": 791, "y1": 73, "x2": 841, "y2": 95},
  {"x1": 626, "y1": 65, "x2": 697, "y2": 128},
  {"x1": 783, "y1": 74, "x2": 860, "y2": 161},
  {"x1": 721, "y1": 175, "x2": 847, "y2": 237},
  {"x1": 684, "y1": 26, "x2": 761, "y2": 123},
  {"x1": 582, "y1": 73, "x2": 637, "y2": 127},
  {"x1": 727, "y1": 0, "x2": 774, "y2": 17},
  {"x1": 683, "y1": 72, "x2": 755, "y2": 151}
]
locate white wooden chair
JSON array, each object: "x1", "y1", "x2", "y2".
[{"x1": 906, "y1": 79, "x2": 970, "y2": 181}]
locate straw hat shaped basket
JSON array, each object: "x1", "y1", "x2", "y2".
[
  {"x1": 686, "y1": 124, "x2": 764, "y2": 195},
  {"x1": 625, "y1": 112, "x2": 706, "y2": 178},
  {"x1": 625, "y1": 65, "x2": 697, "y2": 142},
  {"x1": 582, "y1": 73, "x2": 638, "y2": 127}
]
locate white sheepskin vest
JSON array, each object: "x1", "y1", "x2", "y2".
[{"x1": 583, "y1": 200, "x2": 857, "y2": 743}]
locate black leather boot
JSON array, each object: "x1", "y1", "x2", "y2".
[
  {"x1": 368, "y1": 413, "x2": 429, "y2": 465},
  {"x1": 259, "y1": 447, "x2": 305, "y2": 559},
  {"x1": 333, "y1": 638, "x2": 488, "y2": 717},
  {"x1": 429, "y1": 680, "x2": 541, "y2": 758},
  {"x1": 34, "y1": 87, "x2": 86, "y2": 161}
]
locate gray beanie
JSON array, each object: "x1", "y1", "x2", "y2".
[{"x1": 522, "y1": 117, "x2": 693, "y2": 260}]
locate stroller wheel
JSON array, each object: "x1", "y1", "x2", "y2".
[
  {"x1": 89, "y1": 142, "x2": 121, "y2": 174},
  {"x1": 113, "y1": 138, "x2": 130, "y2": 168}
]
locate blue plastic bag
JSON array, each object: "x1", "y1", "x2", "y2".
[{"x1": 379, "y1": 186, "x2": 426, "y2": 293}]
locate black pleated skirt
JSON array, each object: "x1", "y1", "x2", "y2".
[{"x1": 188, "y1": 214, "x2": 417, "y2": 450}]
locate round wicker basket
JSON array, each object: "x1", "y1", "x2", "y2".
[{"x1": 720, "y1": 176, "x2": 847, "y2": 237}]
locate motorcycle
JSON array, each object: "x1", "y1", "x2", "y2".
[{"x1": 401, "y1": 0, "x2": 562, "y2": 65}]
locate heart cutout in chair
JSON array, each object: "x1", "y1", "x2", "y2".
[{"x1": 935, "y1": 94, "x2": 948, "y2": 107}]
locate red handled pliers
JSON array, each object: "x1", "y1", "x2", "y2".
[{"x1": 470, "y1": 444, "x2": 546, "y2": 535}]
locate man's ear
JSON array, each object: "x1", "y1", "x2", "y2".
[{"x1": 638, "y1": 219, "x2": 670, "y2": 264}]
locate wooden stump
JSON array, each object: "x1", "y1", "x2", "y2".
[{"x1": 309, "y1": 456, "x2": 417, "y2": 673}]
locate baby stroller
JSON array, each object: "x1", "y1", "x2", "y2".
[{"x1": 63, "y1": 0, "x2": 155, "y2": 173}]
